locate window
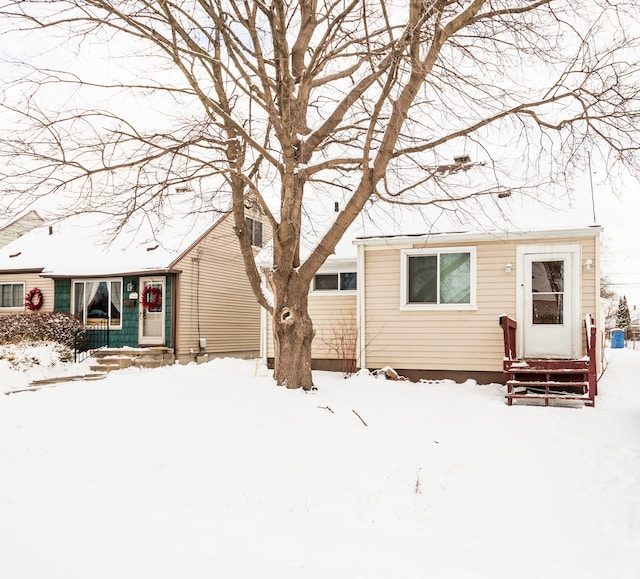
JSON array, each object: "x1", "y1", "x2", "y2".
[
  {"x1": 531, "y1": 260, "x2": 564, "y2": 324},
  {"x1": 401, "y1": 247, "x2": 476, "y2": 309},
  {"x1": 245, "y1": 217, "x2": 263, "y2": 247},
  {"x1": 0, "y1": 282, "x2": 24, "y2": 308},
  {"x1": 73, "y1": 279, "x2": 122, "y2": 328},
  {"x1": 313, "y1": 272, "x2": 357, "y2": 292}
]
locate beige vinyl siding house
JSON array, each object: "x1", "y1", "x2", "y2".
[
  {"x1": 262, "y1": 225, "x2": 602, "y2": 383},
  {"x1": 173, "y1": 211, "x2": 271, "y2": 363},
  {"x1": 263, "y1": 294, "x2": 357, "y2": 369},
  {"x1": 0, "y1": 272, "x2": 54, "y2": 314},
  {"x1": 263, "y1": 259, "x2": 358, "y2": 370},
  {"x1": 308, "y1": 294, "x2": 358, "y2": 362},
  {"x1": 0, "y1": 211, "x2": 49, "y2": 313},
  {"x1": 356, "y1": 227, "x2": 601, "y2": 382}
]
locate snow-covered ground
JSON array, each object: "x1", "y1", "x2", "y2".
[{"x1": 0, "y1": 345, "x2": 639, "y2": 578}]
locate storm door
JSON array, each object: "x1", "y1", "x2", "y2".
[
  {"x1": 138, "y1": 277, "x2": 166, "y2": 346},
  {"x1": 522, "y1": 253, "x2": 573, "y2": 358}
]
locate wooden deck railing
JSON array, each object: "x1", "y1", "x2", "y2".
[
  {"x1": 498, "y1": 314, "x2": 517, "y2": 369},
  {"x1": 498, "y1": 313, "x2": 598, "y2": 407}
]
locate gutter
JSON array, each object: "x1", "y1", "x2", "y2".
[
  {"x1": 41, "y1": 268, "x2": 183, "y2": 279},
  {"x1": 354, "y1": 225, "x2": 603, "y2": 247},
  {"x1": 356, "y1": 242, "x2": 366, "y2": 371}
]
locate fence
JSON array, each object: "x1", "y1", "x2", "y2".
[{"x1": 74, "y1": 319, "x2": 110, "y2": 362}]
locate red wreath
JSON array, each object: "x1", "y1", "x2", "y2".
[
  {"x1": 25, "y1": 287, "x2": 43, "y2": 311},
  {"x1": 141, "y1": 285, "x2": 161, "y2": 309}
]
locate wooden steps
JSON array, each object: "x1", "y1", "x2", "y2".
[
  {"x1": 504, "y1": 362, "x2": 592, "y2": 406},
  {"x1": 499, "y1": 315, "x2": 598, "y2": 407}
]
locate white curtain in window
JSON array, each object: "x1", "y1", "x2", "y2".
[
  {"x1": 85, "y1": 281, "x2": 101, "y2": 310},
  {"x1": 73, "y1": 283, "x2": 84, "y2": 320},
  {"x1": 110, "y1": 281, "x2": 122, "y2": 324}
]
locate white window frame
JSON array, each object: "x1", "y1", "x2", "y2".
[
  {"x1": 400, "y1": 246, "x2": 477, "y2": 310},
  {"x1": 245, "y1": 217, "x2": 264, "y2": 248},
  {"x1": 72, "y1": 278, "x2": 123, "y2": 329},
  {"x1": 0, "y1": 281, "x2": 25, "y2": 309},
  {"x1": 311, "y1": 271, "x2": 358, "y2": 295}
]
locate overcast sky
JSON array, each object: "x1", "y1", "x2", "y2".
[{"x1": 1, "y1": 4, "x2": 639, "y2": 308}]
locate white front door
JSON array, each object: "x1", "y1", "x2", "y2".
[
  {"x1": 139, "y1": 277, "x2": 166, "y2": 346},
  {"x1": 521, "y1": 251, "x2": 577, "y2": 359}
]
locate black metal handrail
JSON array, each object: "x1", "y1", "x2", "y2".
[{"x1": 74, "y1": 319, "x2": 110, "y2": 363}]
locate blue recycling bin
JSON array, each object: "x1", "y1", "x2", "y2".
[{"x1": 611, "y1": 329, "x2": 625, "y2": 349}]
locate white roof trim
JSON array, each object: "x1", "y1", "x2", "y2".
[{"x1": 353, "y1": 225, "x2": 603, "y2": 247}]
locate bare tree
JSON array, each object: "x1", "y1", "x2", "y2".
[{"x1": 1, "y1": 1, "x2": 639, "y2": 389}]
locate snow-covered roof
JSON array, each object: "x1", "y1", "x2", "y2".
[
  {"x1": 0, "y1": 210, "x2": 226, "y2": 277},
  {"x1": 257, "y1": 194, "x2": 603, "y2": 271},
  {"x1": 354, "y1": 224, "x2": 603, "y2": 246}
]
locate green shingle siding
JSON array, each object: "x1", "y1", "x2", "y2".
[
  {"x1": 53, "y1": 279, "x2": 71, "y2": 313},
  {"x1": 52, "y1": 275, "x2": 172, "y2": 348}
]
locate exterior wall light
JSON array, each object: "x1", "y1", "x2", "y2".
[
  {"x1": 505, "y1": 263, "x2": 513, "y2": 273},
  {"x1": 584, "y1": 259, "x2": 593, "y2": 270}
]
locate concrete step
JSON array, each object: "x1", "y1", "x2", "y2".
[
  {"x1": 89, "y1": 364, "x2": 123, "y2": 373},
  {"x1": 89, "y1": 347, "x2": 175, "y2": 372},
  {"x1": 93, "y1": 347, "x2": 173, "y2": 359}
]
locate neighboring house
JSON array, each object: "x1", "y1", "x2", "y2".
[
  {"x1": 0, "y1": 211, "x2": 44, "y2": 248},
  {"x1": 0, "y1": 207, "x2": 270, "y2": 363},
  {"x1": 262, "y1": 225, "x2": 602, "y2": 384}
]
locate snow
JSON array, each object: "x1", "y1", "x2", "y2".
[{"x1": 1, "y1": 345, "x2": 639, "y2": 578}]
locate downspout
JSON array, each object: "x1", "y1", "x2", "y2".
[
  {"x1": 191, "y1": 246, "x2": 204, "y2": 357},
  {"x1": 171, "y1": 273, "x2": 178, "y2": 356},
  {"x1": 595, "y1": 233, "x2": 603, "y2": 373},
  {"x1": 195, "y1": 255, "x2": 202, "y2": 349},
  {"x1": 356, "y1": 242, "x2": 366, "y2": 371},
  {"x1": 260, "y1": 269, "x2": 268, "y2": 365}
]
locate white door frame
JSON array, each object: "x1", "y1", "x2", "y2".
[
  {"x1": 138, "y1": 276, "x2": 166, "y2": 346},
  {"x1": 516, "y1": 244, "x2": 582, "y2": 359}
]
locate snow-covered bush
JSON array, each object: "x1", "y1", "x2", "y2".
[
  {"x1": 0, "y1": 341, "x2": 74, "y2": 371},
  {"x1": 0, "y1": 312, "x2": 84, "y2": 347}
]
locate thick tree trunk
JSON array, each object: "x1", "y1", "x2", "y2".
[{"x1": 272, "y1": 289, "x2": 315, "y2": 390}]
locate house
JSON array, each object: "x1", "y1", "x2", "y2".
[
  {"x1": 0, "y1": 211, "x2": 44, "y2": 248},
  {"x1": 0, "y1": 207, "x2": 270, "y2": 364},
  {"x1": 262, "y1": 224, "x2": 602, "y2": 385}
]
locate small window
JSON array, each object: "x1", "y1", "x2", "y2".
[
  {"x1": 245, "y1": 217, "x2": 263, "y2": 247},
  {"x1": 313, "y1": 272, "x2": 357, "y2": 292},
  {"x1": 0, "y1": 282, "x2": 25, "y2": 308},
  {"x1": 340, "y1": 272, "x2": 357, "y2": 291},
  {"x1": 401, "y1": 248, "x2": 475, "y2": 309}
]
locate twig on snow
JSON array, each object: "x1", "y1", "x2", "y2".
[{"x1": 352, "y1": 409, "x2": 367, "y2": 426}]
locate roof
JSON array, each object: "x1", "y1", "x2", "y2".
[
  {"x1": 0, "y1": 210, "x2": 45, "y2": 249},
  {"x1": 256, "y1": 190, "x2": 604, "y2": 272},
  {"x1": 0, "y1": 210, "x2": 227, "y2": 277},
  {"x1": 354, "y1": 224, "x2": 603, "y2": 246}
]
